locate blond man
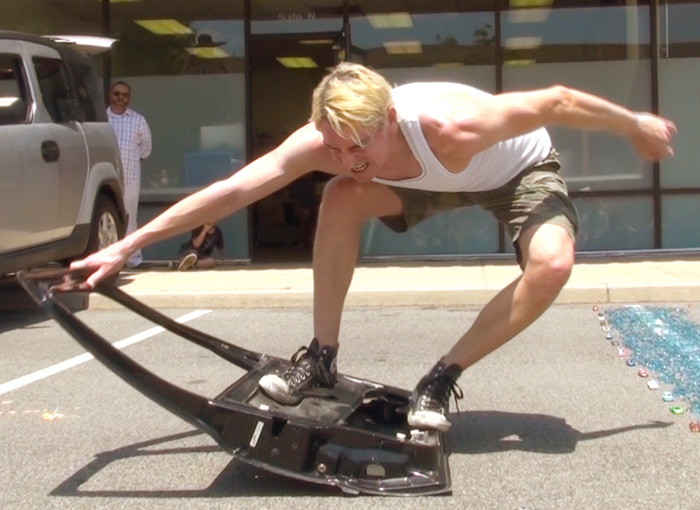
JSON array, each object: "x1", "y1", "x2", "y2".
[{"x1": 74, "y1": 63, "x2": 675, "y2": 431}]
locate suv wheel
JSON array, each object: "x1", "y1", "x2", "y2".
[{"x1": 85, "y1": 195, "x2": 122, "y2": 256}]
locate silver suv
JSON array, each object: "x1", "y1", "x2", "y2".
[{"x1": 0, "y1": 31, "x2": 127, "y2": 276}]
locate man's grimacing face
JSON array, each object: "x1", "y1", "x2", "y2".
[{"x1": 318, "y1": 113, "x2": 393, "y2": 183}]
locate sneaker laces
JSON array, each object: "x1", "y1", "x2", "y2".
[
  {"x1": 423, "y1": 375, "x2": 464, "y2": 414},
  {"x1": 282, "y1": 344, "x2": 315, "y2": 385}
]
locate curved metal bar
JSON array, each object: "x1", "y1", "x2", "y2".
[
  {"x1": 96, "y1": 282, "x2": 262, "y2": 371},
  {"x1": 15, "y1": 269, "x2": 452, "y2": 496},
  {"x1": 18, "y1": 268, "x2": 261, "y2": 370},
  {"x1": 16, "y1": 269, "x2": 229, "y2": 449}
]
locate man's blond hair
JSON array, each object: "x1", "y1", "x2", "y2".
[{"x1": 310, "y1": 62, "x2": 393, "y2": 145}]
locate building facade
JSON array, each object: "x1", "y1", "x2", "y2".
[{"x1": 2, "y1": 0, "x2": 698, "y2": 263}]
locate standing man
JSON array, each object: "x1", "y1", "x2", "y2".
[
  {"x1": 77, "y1": 63, "x2": 675, "y2": 432},
  {"x1": 107, "y1": 81, "x2": 152, "y2": 269}
]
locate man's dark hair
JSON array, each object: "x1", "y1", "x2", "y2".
[{"x1": 110, "y1": 81, "x2": 131, "y2": 93}]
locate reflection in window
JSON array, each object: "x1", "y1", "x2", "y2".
[
  {"x1": 0, "y1": 0, "x2": 101, "y2": 34},
  {"x1": 503, "y1": 3, "x2": 650, "y2": 64},
  {"x1": 659, "y1": 1, "x2": 700, "y2": 58},
  {"x1": 106, "y1": 0, "x2": 249, "y2": 260},
  {"x1": 575, "y1": 196, "x2": 653, "y2": 251},
  {"x1": 503, "y1": 2, "x2": 652, "y2": 194},
  {"x1": 361, "y1": 208, "x2": 499, "y2": 258},
  {"x1": 109, "y1": 2, "x2": 246, "y2": 192},
  {"x1": 352, "y1": 4, "x2": 499, "y2": 257},
  {"x1": 251, "y1": 0, "x2": 344, "y2": 34},
  {"x1": 350, "y1": 10, "x2": 495, "y2": 70},
  {"x1": 658, "y1": 1, "x2": 700, "y2": 188},
  {"x1": 662, "y1": 195, "x2": 700, "y2": 249}
]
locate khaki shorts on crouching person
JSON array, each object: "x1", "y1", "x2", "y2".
[{"x1": 379, "y1": 149, "x2": 580, "y2": 265}]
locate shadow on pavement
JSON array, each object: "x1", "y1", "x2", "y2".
[
  {"x1": 0, "y1": 308, "x2": 51, "y2": 335},
  {"x1": 0, "y1": 274, "x2": 87, "y2": 319},
  {"x1": 50, "y1": 430, "x2": 335, "y2": 499},
  {"x1": 50, "y1": 413, "x2": 674, "y2": 499},
  {"x1": 447, "y1": 410, "x2": 673, "y2": 454}
]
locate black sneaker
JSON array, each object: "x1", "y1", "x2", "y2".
[
  {"x1": 258, "y1": 338, "x2": 338, "y2": 405},
  {"x1": 407, "y1": 360, "x2": 463, "y2": 432}
]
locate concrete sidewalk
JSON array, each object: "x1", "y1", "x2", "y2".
[{"x1": 89, "y1": 255, "x2": 700, "y2": 309}]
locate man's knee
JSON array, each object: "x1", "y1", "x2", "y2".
[
  {"x1": 538, "y1": 249, "x2": 574, "y2": 289},
  {"x1": 520, "y1": 226, "x2": 575, "y2": 293},
  {"x1": 320, "y1": 177, "x2": 402, "y2": 220},
  {"x1": 318, "y1": 177, "x2": 364, "y2": 225},
  {"x1": 322, "y1": 176, "x2": 358, "y2": 204}
]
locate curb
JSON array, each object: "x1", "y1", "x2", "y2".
[{"x1": 86, "y1": 283, "x2": 700, "y2": 310}]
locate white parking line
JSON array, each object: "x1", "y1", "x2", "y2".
[{"x1": 0, "y1": 309, "x2": 211, "y2": 396}]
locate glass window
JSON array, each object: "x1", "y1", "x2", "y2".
[
  {"x1": 574, "y1": 196, "x2": 654, "y2": 251},
  {"x1": 659, "y1": 0, "x2": 700, "y2": 58},
  {"x1": 361, "y1": 207, "x2": 500, "y2": 258},
  {"x1": 658, "y1": 57, "x2": 700, "y2": 188},
  {"x1": 662, "y1": 195, "x2": 700, "y2": 249},
  {"x1": 0, "y1": 0, "x2": 102, "y2": 34},
  {"x1": 251, "y1": 0, "x2": 344, "y2": 34},
  {"x1": 0, "y1": 0, "x2": 108, "y2": 123},
  {"x1": 349, "y1": 2, "x2": 496, "y2": 80},
  {"x1": 0, "y1": 54, "x2": 30, "y2": 125},
  {"x1": 109, "y1": 1, "x2": 246, "y2": 192},
  {"x1": 352, "y1": 2, "x2": 499, "y2": 257},
  {"x1": 65, "y1": 57, "x2": 100, "y2": 122},
  {"x1": 107, "y1": 0, "x2": 248, "y2": 261},
  {"x1": 502, "y1": 2, "x2": 652, "y2": 193},
  {"x1": 658, "y1": 1, "x2": 700, "y2": 188},
  {"x1": 33, "y1": 57, "x2": 75, "y2": 123}
]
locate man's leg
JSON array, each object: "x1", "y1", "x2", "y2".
[
  {"x1": 407, "y1": 222, "x2": 574, "y2": 431},
  {"x1": 313, "y1": 177, "x2": 404, "y2": 346},
  {"x1": 194, "y1": 256, "x2": 216, "y2": 269},
  {"x1": 258, "y1": 177, "x2": 403, "y2": 404},
  {"x1": 442, "y1": 223, "x2": 574, "y2": 369},
  {"x1": 123, "y1": 179, "x2": 143, "y2": 268}
]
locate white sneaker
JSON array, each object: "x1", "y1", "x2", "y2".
[
  {"x1": 177, "y1": 252, "x2": 198, "y2": 271},
  {"x1": 258, "y1": 339, "x2": 338, "y2": 405},
  {"x1": 406, "y1": 361, "x2": 463, "y2": 432}
]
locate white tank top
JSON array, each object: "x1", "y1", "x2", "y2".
[{"x1": 372, "y1": 82, "x2": 552, "y2": 192}]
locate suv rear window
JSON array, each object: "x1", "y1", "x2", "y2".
[{"x1": 0, "y1": 53, "x2": 29, "y2": 125}]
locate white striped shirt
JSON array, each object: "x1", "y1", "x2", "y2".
[{"x1": 107, "y1": 107, "x2": 152, "y2": 182}]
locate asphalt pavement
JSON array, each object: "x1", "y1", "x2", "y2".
[
  {"x1": 3, "y1": 253, "x2": 700, "y2": 509},
  {"x1": 2, "y1": 306, "x2": 700, "y2": 509}
]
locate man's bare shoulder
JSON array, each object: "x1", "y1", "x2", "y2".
[
  {"x1": 275, "y1": 123, "x2": 343, "y2": 175},
  {"x1": 410, "y1": 87, "x2": 500, "y2": 169},
  {"x1": 279, "y1": 123, "x2": 324, "y2": 149},
  {"x1": 417, "y1": 95, "x2": 484, "y2": 149}
]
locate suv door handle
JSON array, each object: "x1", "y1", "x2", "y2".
[{"x1": 41, "y1": 140, "x2": 60, "y2": 163}]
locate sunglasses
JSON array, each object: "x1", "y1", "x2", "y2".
[{"x1": 112, "y1": 91, "x2": 130, "y2": 98}]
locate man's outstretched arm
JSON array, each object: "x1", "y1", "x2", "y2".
[
  {"x1": 446, "y1": 85, "x2": 677, "y2": 162},
  {"x1": 72, "y1": 123, "x2": 328, "y2": 287}
]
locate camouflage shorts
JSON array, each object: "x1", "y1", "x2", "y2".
[{"x1": 380, "y1": 150, "x2": 580, "y2": 256}]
